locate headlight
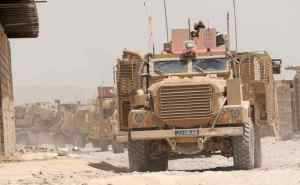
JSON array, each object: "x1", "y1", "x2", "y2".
[
  {"x1": 129, "y1": 109, "x2": 148, "y2": 128},
  {"x1": 221, "y1": 105, "x2": 244, "y2": 124},
  {"x1": 134, "y1": 111, "x2": 145, "y2": 125}
]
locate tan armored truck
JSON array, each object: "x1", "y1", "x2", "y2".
[
  {"x1": 115, "y1": 22, "x2": 281, "y2": 171},
  {"x1": 88, "y1": 86, "x2": 124, "y2": 153}
]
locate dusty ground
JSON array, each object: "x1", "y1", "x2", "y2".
[{"x1": 1, "y1": 135, "x2": 300, "y2": 185}]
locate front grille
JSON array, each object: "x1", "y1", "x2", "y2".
[{"x1": 159, "y1": 84, "x2": 213, "y2": 119}]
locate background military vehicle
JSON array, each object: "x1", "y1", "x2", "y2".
[
  {"x1": 115, "y1": 21, "x2": 281, "y2": 172},
  {"x1": 87, "y1": 86, "x2": 124, "y2": 153}
]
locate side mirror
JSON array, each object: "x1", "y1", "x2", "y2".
[
  {"x1": 216, "y1": 33, "x2": 225, "y2": 47},
  {"x1": 272, "y1": 59, "x2": 282, "y2": 74}
]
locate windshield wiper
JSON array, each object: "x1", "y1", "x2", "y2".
[
  {"x1": 194, "y1": 66, "x2": 205, "y2": 74},
  {"x1": 154, "y1": 69, "x2": 163, "y2": 76}
]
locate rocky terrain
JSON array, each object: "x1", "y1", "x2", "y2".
[{"x1": 0, "y1": 135, "x2": 300, "y2": 185}]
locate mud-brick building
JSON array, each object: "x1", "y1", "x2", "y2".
[
  {"x1": 286, "y1": 66, "x2": 300, "y2": 132},
  {"x1": 274, "y1": 80, "x2": 294, "y2": 140},
  {"x1": 0, "y1": 0, "x2": 39, "y2": 156},
  {"x1": 272, "y1": 67, "x2": 300, "y2": 140}
]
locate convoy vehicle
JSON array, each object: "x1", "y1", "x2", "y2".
[
  {"x1": 88, "y1": 86, "x2": 124, "y2": 153},
  {"x1": 115, "y1": 21, "x2": 281, "y2": 171}
]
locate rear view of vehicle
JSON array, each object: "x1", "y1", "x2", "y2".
[{"x1": 89, "y1": 86, "x2": 124, "y2": 153}]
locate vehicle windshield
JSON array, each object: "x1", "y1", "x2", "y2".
[
  {"x1": 154, "y1": 60, "x2": 188, "y2": 74},
  {"x1": 192, "y1": 58, "x2": 228, "y2": 73}
]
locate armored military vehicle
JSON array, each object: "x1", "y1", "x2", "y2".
[
  {"x1": 88, "y1": 86, "x2": 124, "y2": 153},
  {"x1": 115, "y1": 21, "x2": 281, "y2": 171}
]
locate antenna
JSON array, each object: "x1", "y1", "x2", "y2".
[
  {"x1": 144, "y1": 1, "x2": 155, "y2": 54},
  {"x1": 226, "y1": 12, "x2": 230, "y2": 51},
  {"x1": 188, "y1": 18, "x2": 191, "y2": 40},
  {"x1": 163, "y1": 0, "x2": 170, "y2": 42},
  {"x1": 233, "y1": 0, "x2": 238, "y2": 51}
]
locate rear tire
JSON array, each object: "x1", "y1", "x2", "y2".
[
  {"x1": 112, "y1": 142, "x2": 124, "y2": 154},
  {"x1": 128, "y1": 140, "x2": 168, "y2": 172},
  {"x1": 91, "y1": 139, "x2": 100, "y2": 148},
  {"x1": 232, "y1": 122, "x2": 255, "y2": 170},
  {"x1": 99, "y1": 140, "x2": 109, "y2": 152}
]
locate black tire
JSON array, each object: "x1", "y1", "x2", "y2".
[
  {"x1": 128, "y1": 140, "x2": 168, "y2": 172},
  {"x1": 91, "y1": 140, "x2": 100, "y2": 148},
  {"x1": 99, "y1": 140, "x2": 109, "y2": 152},
  {"x1": 254, "y1": 124, "x2": 262, "y2": 168},
  {"x1": 232, "y1": 122, "x2": 255, "y2": 170},
  {"x1": 112, "y1": 142, "x2": 124, "y2": 154}
]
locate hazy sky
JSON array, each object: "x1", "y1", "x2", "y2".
[{"x1": 9, "y1": 0, "x2": 300, "y2": 103}]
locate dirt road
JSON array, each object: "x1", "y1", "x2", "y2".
[{"x1": 1, "y1": 135, "x2": 300, "y2": 185}]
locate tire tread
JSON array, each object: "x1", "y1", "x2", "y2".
[{"x1": 233, "y1": 122, "x2": 255, "y2": 170}]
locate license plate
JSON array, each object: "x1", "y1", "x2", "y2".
[{"x1": 175, "y1": 129, "x2": 199, "y2": 137}]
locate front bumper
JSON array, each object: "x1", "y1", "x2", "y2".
[
  {"x1": 128, "y1": 103, "x2": 250, "y2": 129},
  {"x1": 116, "y1": 127, "x2": 243, "y2": 143}
]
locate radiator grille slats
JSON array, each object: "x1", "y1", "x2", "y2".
[{"x1": 159, "y1": 85, "x2": 213, "y2": 119}]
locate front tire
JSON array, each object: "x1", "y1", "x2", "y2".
[
  {"x1": 128, "y1": 140, "x2": 168, "y2": 172},
  {"x1": 254, "y1": 124, "x2": 262, "y2": 168},
  {"x1": 232, "y1": 122, "x2": 255, "y2": 170}
]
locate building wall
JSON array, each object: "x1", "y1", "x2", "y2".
[
  {"x1": 293, "y1": 73, "x2": 300, "y2": 131},
  {"x1": 274, "y1": 80, "x2": 294, "y2": 140},
  {"x1": 291, "y1": 90, "x2": 298, "y2": 131},
  {"x1": 0, "y1": 27, "x2": 16, "y2": 156}
]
